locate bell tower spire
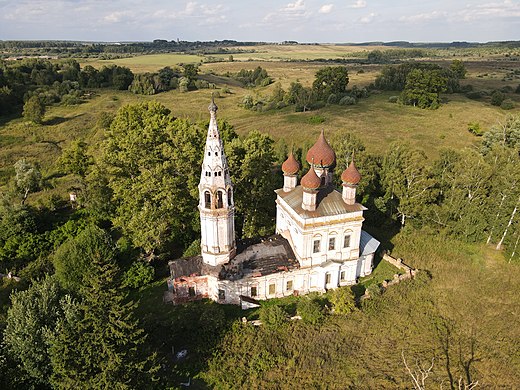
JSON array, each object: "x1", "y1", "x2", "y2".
[{"x1": 199, "y1": 98, "x2": 236, "y2": 266}]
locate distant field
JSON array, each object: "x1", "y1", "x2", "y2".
[
  {"x1": 2, "y1": 46, "x2": 520, "y2": 196},
  {"x1": 81, "y1": 53, "x2": 205, "y2": 73}
]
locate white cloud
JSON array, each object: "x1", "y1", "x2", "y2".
[
  {"x1": 348, "y1": 0, "x2": 366, "y2": 9},
  {"x1": 282, "y1": 0, "x2": 306, "y2": 12},
  {"x1": 319, "y1": 4, "x2": 334, "y2": 14},
  {"x1": 359, "y1": 12, "x2": 375, "y2": 23},
  {"x1": 103, "y1": 11, "x2": 132, "y2": 23},
  {"x1": 264, "y1": 0, "x2": 311, "y2": 22},
  {"x1": 399, "y1": 10, "x2": 447, "y2": 23}
]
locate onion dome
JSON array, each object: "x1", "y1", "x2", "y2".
[
  {"x1": 301, "y1": 165, "x2": 321, "y2": 190},
  {"x1": 282, "y1": 153, "x2": 300, "y2": 175},
  {"x1": 341, "y1": 160, "x2": 361, "y2": 185},
  {"x1": 306, "y1": 129, "x2": 336, "y2": 168}
]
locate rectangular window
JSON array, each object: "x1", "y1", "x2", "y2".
[
  {"x1": 286, "y1": 280, "x2": 293, "y2": 291},
  {"x1": 344, "y1": 234, "x2": 351, "y2": 248},
  {"x1": 340, "y1": 271, "x2": 345, "y2": 281},
  {"x1": 250, "y1": 286, "x2": 257, "y2": 297},
  {"x1": 328, "y1": 237, "x2": 336, "y2": 251},
  {"x1": 325, "y1": 272, "x2": 331, "y2": 285},
  {"x1": 269, "y1": 283, "x2": 276, "y2": 295},
  {"x1": 313, "y1": 239, "x2": 320, "y2": 253},
  {"x1": 218, "y1": 289, "x2": 225, "y2": 300},
  {"x1": 188, "y1": 286, "x2": 195, "y2": 297}
]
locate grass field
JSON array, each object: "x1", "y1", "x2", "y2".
[{"x1": 2, "y1": 46, "x2": 520, "y2": 201}]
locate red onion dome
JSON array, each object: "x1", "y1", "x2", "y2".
[
  {"x1": 301, "y1": 165, "x2": 321, "y2": 190},
  {"x1": 282, "y1": 153, "x2": 300, "y2": 175},
  {"x1": 306, "y1": 129, "x2": 336, "y2": 168},
  {"x1": 341, "y1": 161, "x2": 361, "y2": 185}
]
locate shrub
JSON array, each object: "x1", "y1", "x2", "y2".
[
  {"x1": 308, "y1": 115, "x2": 325, "y2": 125},
  {"x1": 516, "y1": 84, "x2": 520, "y2": 94},
  {"x1": 467, "y1": 122, "x2": 483, "y2": 136},
  {"x1": 466, "y1": 91, "x2": 483, "y2": 100},
  {"x1": 490, "y1": 90, "x2": 505, "y2": 106},
  {"x1": 326, "y1": 93, "x2": 339, "y2": 104},
  {"x1": 388, "y1": 96, "x2": 399, "y2": 103},
  {"x1": 500, "y1": 99, "x2": 514, "y2": 110},
  {"x1": 122, "y1": 261, "x2": 155, "y2": 289},
  {"x1": 339, "y1": 96, "x2": 357, "y2": 106},
  {"x1": 329, "y1": 287, "x2": 356, "y2": 315},
  {"x1": 297, "y1": 298, "x2": 323, "y2": 325},
  {"x1": 259, "y1": 305, "x2": 286, "y2": 329}
]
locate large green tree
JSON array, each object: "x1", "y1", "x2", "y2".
[
  {"x1": 102, "y1": 101, "x2": 205, "y2": 255},
  {"x1": 53, "y1": 225, "x2": 115, "y2": 291},
  {"x1": 312, "y1": 66, "x2": 349, "y2": 100},
  {"x1": 22, "y1": 95, "x2": 45, "y2": 123},
  {"x1": 226, "y1": 130, "x2": 278, "y2": 238},
  {"x1": 3, "y1": 276, "x2": 66, "y2": 388},
  {"x1": 400, "y1": 68, "x2": 448, "y2": 109},
  {"x1": 49, "y1": 242, "x2": 157, "y2": 389}
]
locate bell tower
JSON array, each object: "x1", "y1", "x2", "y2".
[{"x1": 198, "y1": 98, "x2": 236, "y2": 266}]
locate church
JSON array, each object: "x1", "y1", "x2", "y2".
[{"x1": 166, "y1": 100, "x2": 380, "y2": 307}]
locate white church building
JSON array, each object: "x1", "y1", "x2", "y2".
[{"x1": 167, "y1": 100, "x2": 380, "y2": 306}]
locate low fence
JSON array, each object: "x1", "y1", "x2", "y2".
[{"x1": 361, "y1": 253, "x2": 418, "y2": 301}]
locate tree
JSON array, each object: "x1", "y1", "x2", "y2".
[
  {"x1": 450, "y1": 59, "x2": 467, "y2": 79},
  {"x1": 23, "y1": 95, "x2": 45, "y2": 123},
  {"x1": 58, "y1": 140, "x2": 93, "y2": 177},
  {"x1": 380, "y1": 143, "x2": 436, "y2": 226},
  {"x1": 102, "y1": 102, "x2": 205, "y2": 254},
  {"x1": 285, "y1": 82, "x2": 315, "y2": 112},
  {"x1": 226, "y1": 130, "x2": 278, "y2": 238},
  {"x1": 3, "y1": 276, "x2": 66, "y2": 387},
  {"x1": 122, "y1": 261, "x2": 155, "y2": 289},
  {"x1": 13, "y1": 159, "x2": 41, "y2": 204},
  {"x1": 312, "y1": 66, "x2": 349, "y2": 100},
  {"x1": 400, "y1": 69, "x2": 447, "y2": 109},
  {"x1": 49, "y1": 244, "x2": 157, "y2": 389},
  {"x1": 53, "y1": 225, "x2": 114, "y2": 292}
]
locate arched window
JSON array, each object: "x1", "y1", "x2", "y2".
[
  {"x1": 217, "y1": 191, "x2": 223, "y2": 208},
  {"x1": 204, "y1": 191, "x2": 211, "y2": 209},
  {"x1": 227, "y1": 189, "x2": 232, "y2": 206}
]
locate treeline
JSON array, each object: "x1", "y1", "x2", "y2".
[
  {"x1": 0, "y1": 58, "x2": 212, "y2": 121},
  {"x1": 0, "y1": 58, "x2": 133, "y2": 117},
  {"x1": 0, "y1": 39, "x2": 264, "y2": 58},
  {"x1": 241, "y1": 66, "x2": 369, "y2": 112}
]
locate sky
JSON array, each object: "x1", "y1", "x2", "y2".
[{"x1": 0, "y1": 0, "x2": 519, "y2": 43}]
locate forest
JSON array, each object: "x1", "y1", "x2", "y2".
[{"x1": 0, "y1": 42, "x2": 520, "y2": 388}]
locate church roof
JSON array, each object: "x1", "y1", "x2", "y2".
[
  {"x1": 169, "y1": 235, "x2": 299, "y2": 281},
  {"x1": 300, "y1": 165, "x2": 321, "y2": 190},
  {"x1": 282, "y1": 153, "x2": 300, "y2": 175},
  {"x1": 275, "y1": 186, "x2": 365, "y2": 219},
  {"x1": 341, "y1": 160, "x2": 361, "y2": 185},
  {"x1": 306, "y1": 130, "x2": 336, "y2": 168},
  {"x1": 221, "y1": 235, "x2": 299, "y2": 280}
]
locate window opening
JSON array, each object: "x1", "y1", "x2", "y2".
[
  {"x1": 269, "y1": 283, "x2": 276, "y2": 295},
  {"x1": 344, "y1": 235, "x2": 351, "y2": 248},
  {"x1": 251, "y1": 286, "x2": 257, "y2": 297},
  {"x1": 329, "y1": 237, "x2": 336, "y2": 251},
  {"x1": 204, "y1": 191, "x2": 211, "y2": 209},
  {"x1": 313, "y1": 239, "x2": 320, "y2": 253},
  {"x1": 217, "y1": 191, "x2": 223, "y2": 208},
  {"x1": 286, "y1": 280, "x2": 293, "y2": 291}
]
